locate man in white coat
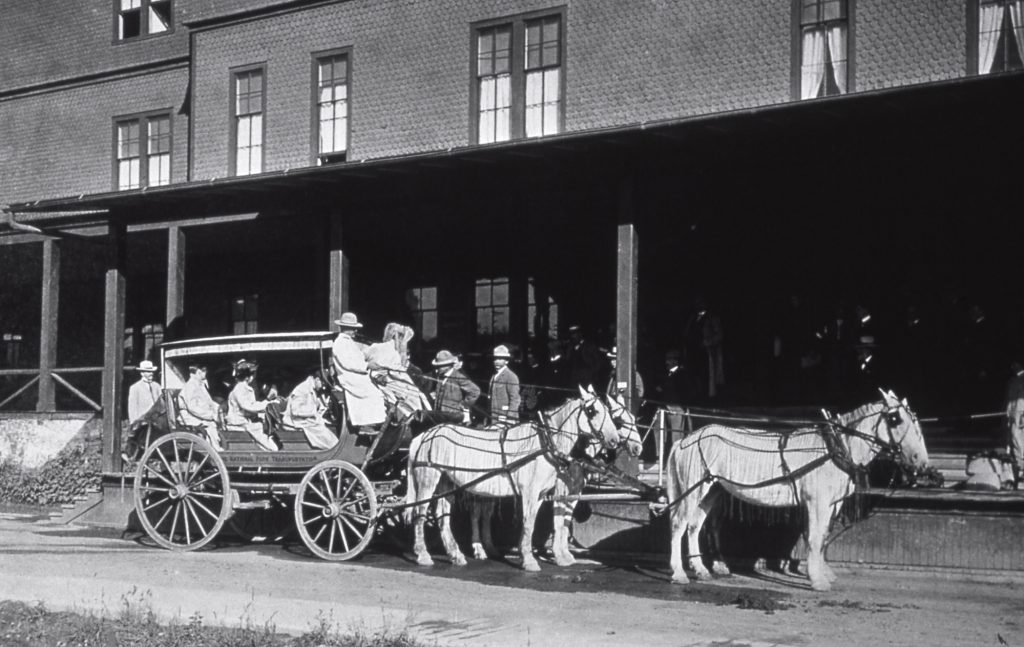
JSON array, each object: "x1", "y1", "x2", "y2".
[
  {"x1": 331, "y1": 312, "x2": 387, "y2": 428},
  {"x1": 127, "y1": 360, "x2": 162, "y2": 425},
  {"x1": 177, "y1": 363, "x2": 223, "y2": 449}
]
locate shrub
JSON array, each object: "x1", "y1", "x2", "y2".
[{"x1": 0, "y1": 443, "x2": 101, "y2": 507}]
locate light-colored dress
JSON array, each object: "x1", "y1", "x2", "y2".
[
  {"x1": 365, "y1": 341, "x2": 430, "y2": 420},
  {"x1": 226, "y1": 382, "x2": 277, "y2": 451},
  {"x1": 284, "y1": 376, "x2": 337, "y2": 450},
  {"x1": 331, "y1": 333, "x2": 387, "y2": 426}
]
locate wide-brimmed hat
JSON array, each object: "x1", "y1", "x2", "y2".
[
  {"x1": 606, "y1": 346, "x2": 617, "y2": 359},
  {"x1": 493, "y1": 345, "x2": 511, "y2": 359},
  {"x1": 334, "y1": 312, "x2": 363, "y2": 329},
  {"x1": 432, "y1": 350, "x2": 458, "y2": 367},
  {"x1": 135, "y1": 360, "x2": 158, "y2": 373}
]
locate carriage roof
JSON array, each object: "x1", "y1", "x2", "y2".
[{"x1": 160, "y1": 331, "x2": 335, "y2": 359}]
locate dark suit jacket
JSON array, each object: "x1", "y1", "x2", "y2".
[{"x1": 433, "y1": 369, "x2": 481, "y2": 415}]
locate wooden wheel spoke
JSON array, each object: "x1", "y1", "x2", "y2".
[
  {"x1": 182, "y1": 500, "x2": 193, "y2": 545},
  {"x1": 336, "y1": 518, "x2": 351, "y2": 554},
  {"x1": 319, "y1": 471, "x2": 335, "y2": 502},
  {"x1": 143, "y1": 464, "x2": 176, "y2": 488},
  {"x1": 340, "y1": 510, "x2": 370, "y2": 523},
  {"x1": 340, "y1": 494, "x2": 369, "y2": 510},
  {"x1": 172, "y1": 439, "x2": 188, "y2": 483},
  {"x1": 338, "y1": 513, "x2": 365, "y2": 539},
  {"x1": 169, "y1": 502, "x2": 181, "y2": 541},
  {"x1": 327, "y1": 517, "x2": 337, "y2": 553},
  {"x1": 189, "y1": 491, "x2": 224, "y2": 500},
  {"x1": 137, "y1": 484, "x2": 173, "y2": 494},
  {"x1": 301, "y1": 500, "x2": 325, "y2": 509},
  {"x1": 189, "y1": 495, "x2": 221, "y2": 523},
  {"x1": 157, "y1": 450, "x2": 181, "y2": 486},
  {"x1": 186, "y1": 454, "x2": 211, "y2": 485},
  {"x1": 142, "y1": 495, "x2": 173, "y2": 513},
  {"x1": 149, "y1": 499, "x2": 174, "y2": 529},
  {"x1": 337, "y1": 478, "x2": 357, "y2": 505},
  {"x1": 303, "y1": 514, "x2": 325, "y2": 527},
  {"x1": 312, "y1": 521, "x2": 327, "y2": 543},
  {"x1": 307, "y1": 481, "x2": 332, "y2": 506},
  {"x1": 184, "y1": 499, "x2": 208, "y2": 539},
  {"x1": 188, "y1": 470, "x2": 222, "y2": 490}
]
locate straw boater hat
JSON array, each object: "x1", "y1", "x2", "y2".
[
  {"x1": 135, "y1": 360, "x2": 158, "y2": 373},
  {"x1": 431, "y1": 350, "x2": 458, "y2": 367},
  {"x1": 606, "y1": 346, "x2": 617, "y2": 359},
  {"x1": 493, "y1": 345, "x2": 511, "y2": 359},
  {"x1": 334, "y1": 312, "x2": 363, "y2": 329}
]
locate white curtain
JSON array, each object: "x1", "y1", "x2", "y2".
[
  {"x1": 1010, "y1": 1, "x2": 1024, "y2": 66},
  {"x1": 801, "y1": 29, "x2": 826, "y2": 100},
  {"x1": 827, "y1": 25, "x2": 848, "y2": 94},
  {"x1": 978, "y1": 3, "x2": 1004, "y2": 74}
]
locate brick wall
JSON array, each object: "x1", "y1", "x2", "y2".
[{"x1": 0, "y1": 68, "x2": 190, "y2": 209}]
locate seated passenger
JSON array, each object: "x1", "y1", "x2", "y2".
[
  {"x1": 178, "y1": 362, "x2": 223, "y2": 449},
  {"x1": 284, "y1": 368, "x2": 338, "y2": 450},
  {"x1": 225, "y1": 361, "x2": 279, "y2": 451},
  {"x1": 331, "y1": 312, "x2": 387, "y2": 428},
  {"x1": 365, "y1": 323, "x2": 430, "y2": 422}
]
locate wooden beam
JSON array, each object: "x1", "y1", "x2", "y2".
[
  {"x1": 328, "y1": 217, "x2": 349, "y2": 329},
  {"x1": 101, "y1": 222, "x2": 127, "y2": 474},
  {"x1": 36, "y1": 239, "x2": 59, "y2": 411},
  {"x1": 166, "y1": 227, "x2": 185, "y2": 339},
  {"x1": 615, "y1": 181, "x2": 640, "y2": 479}
]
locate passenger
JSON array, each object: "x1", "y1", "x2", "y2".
[
  {"x1": 431, "y1": 350, "x2": 480, "y2": 425},
  {"x1": 365, "y1": 323, "x2": 431, "y2": 422},
  {"x1": 226, "y1": 361, "x2": 279, "y2": 451},
  {"x1": 178, "y1": 362, "x2": 223, "y2": 449},
  {"x1": 284, "y1": 368, "x2": 337, "y2": 450},
  {"x1": 330, "y1": 312, "x2": 387, "y2": 428},
  {"x1": 488, "y1": 345, "x2": 520, "y2": 426}
]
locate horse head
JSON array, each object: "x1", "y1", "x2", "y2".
[
  {"x1": 877, "y1": 388, "x2": 929, "y2": 471},
  {"x1": 605, "y1": 391, "x2": 643, "y2": 457},
  {"x1": 576, "y1": 385, "x2": 620, "y2": 450}
]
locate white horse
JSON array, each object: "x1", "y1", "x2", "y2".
[
  {"x1": 549, "y1": 391, "x2": 644, "y2": 566},
  {"x1": 667, "y1": 389, "x2": 929, "y2": 591},
  {"x1": 406, "y1": 385, "x2": 620, "y2": 571}
]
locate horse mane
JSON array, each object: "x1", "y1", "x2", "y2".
[{"x1": 836, "y1": 400, "x2": 883, "y2": 431}]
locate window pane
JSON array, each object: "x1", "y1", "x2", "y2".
[
  {"x1": 122, "y1": 0, "x2": 141, "y2": 9},
  {"x1": 476, "y1": 282, "x2": 491, "y2": 306},
  {"x1": 495, "y1": 74, "x2": 511, "y2": 108},
  {"x1": 493, "y1": 307, "x2": 509, "y2": 334},
  {"x1": 422, "y1": 287, "x2": 437, "y2": 310},
  {"x1": 480, "y1": 77, "x2": 495, "y2": 109},
  {"x1": 478, "y1": 32, "x2": 494, "y2": 76},
  {"x1": 250, "y1": 115, "x2": 262, "y2": 145},
  {"x1": 493, "y1": 280, "x2": 509, "y2": 305},
  {"x1": 334, "y1": 116, "x2": 347, "y2": 152},
  {"x1": 422, "y1": 312, "x2": 438, "y2": 342},
  {"x1": 526, "y1": 22, "x2": 542, "y2": 69},
  {"x1": 477, "y1": 310, "x2": 492, "y2": 336},
  {"x1": 495, "y1": 27, "x2": 511, "y2": 74},
  {"x1": 149, "y1": 4, "x2": 170, "y2": 33},
  {"x1": 526, "y1": 71, "x2": 543, "y2": 105},
  {"x1": 245, "y1": 296, "x2": 258, "y2": 319},
  {"x1": 120, "y1": 10, "x2": 141, "y2": 39},
  {"x1": 320, "y1": 114, "x2": 334, "y2": 153},
  {"x1": 494, "y1": 107, "x2": 510, "y2": 142},
  {"x1": 479, "y1": 111, "x2": 495, "y2": 144},
  {"x1": 149, "y1": 153, "x2": 170, "y2": 186}
]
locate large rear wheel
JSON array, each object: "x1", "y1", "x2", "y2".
[
  {"x1": 294, "y1": 460, "x2": 377, "y2": 561},
  {"x1": 133, "y1": 432, "x2": 230, "y2": 551}
]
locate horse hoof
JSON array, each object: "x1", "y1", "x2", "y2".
[
  {"x1": 452, "y1": 554, "x2": 467, "y2": 567},
  {"x1": 693, "y1": 569, "x2": 712, "y2": 581},
  {"x1": 472, "y1": 545, "x2": 488, "y2": 560},
  {"x1": 711, "y1": 561, "x2": 731, "y2": 576},
  {"x1": 523, "y1": 561, "x2": 542, "y2": 573},
  {"x1": 670, "y1": 572, "x2": 689, "y2": 585},
  {"x1": 811, "y1": 580, "x2": 832, "y2": 592},
  {"x1": 416, "y1": 554, "x2": 434, "y2": 567},
  {"x1": 555, "y1": 555, "x2": 576, "y2": 567}
]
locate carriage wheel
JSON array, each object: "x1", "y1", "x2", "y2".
[
  {"x1": 133, "y1": 432, "x2": 230, "y2": 551},
  {"x1": 294, "y1": 460, "x2": 377, "y2": 561}
]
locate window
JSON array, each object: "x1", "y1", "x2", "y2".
[
  {"x1": 115, "y1": 112, "x2": 171, "y2": 190},
  {"x1": 406, "y1": 286, "x2": 438, "y2": 342},
  {"x1": 527, "y1": 278, "x2": 559, "y2": 341},
  {"x1": 797, "y1": 0, "x2": 850, "y2": 99},
  {"x1": 231, "y1": 67, "x2": 265, "y2": 176},
  {"x1": 117, "y1": 0, "x2": 171, "y2": 40},
  {"x1": 142, "y1": 324, "x2": 164, "y2": 362},
  {"x1": 475, "y1": 278, "x2": 510, "y2": 337},
  {"x1": 2, "y1": 333, "x2": 22, "y2": 368},
  {"x1": 977, "y1": 1, "x2": 1024, "y2": 74},
  {"x1": 314, "y1": 52, "x2": 350, "y2": 164},
  {"x1": 231, "y1": 295, "x2": 259, "y2": 335},
  {"x1": 123, "y1": 326, "x2": 135, "y2": 365},
  {"x1": 473, "y1": 11, "x2": 564, "y2": 144}
]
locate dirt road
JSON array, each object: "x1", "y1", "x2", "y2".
[{"x1": 0, "y1": 513, "x2": 1020, "y2": 647}]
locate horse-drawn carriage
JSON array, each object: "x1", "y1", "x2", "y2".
[{"x1": 132, "y1": 331, "x2": 643, "y2": 566}]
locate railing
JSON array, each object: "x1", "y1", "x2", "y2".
[{"x1": 0, "y1": 366, "x2": 133, "y2": 412}]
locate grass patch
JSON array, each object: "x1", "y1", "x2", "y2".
[{"x1": 0, "y1": 591, "x2": 437, "y2": 647}]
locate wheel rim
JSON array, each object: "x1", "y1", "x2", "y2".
[
  {"x1": 133, "y1": 432, "x2": 230, "y2": 551},
  {"x1": 294, "y1": 460, "x2": 377, "y2": 561}
]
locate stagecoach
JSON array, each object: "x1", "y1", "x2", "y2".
[{"x1": 132, "y1": 332, "x2": 407, "y2": 561}]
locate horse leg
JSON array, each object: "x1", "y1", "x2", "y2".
[
  {"x1": 820, "y1": 501, "x2": 843, "y2": 583},
  {"x1": 471, "y1": 498, "x2": 495, "y2": 560},
  {"x1": 411, "y1": 470, "x2": 439, "y2": 567},
  {"x1": 687, "y1": 490, "x2": 714, "y2": 581},
  {"x1": 702, "y1": 489, "x2": 731, "y2": 576},
  {"x1": 669, "y1": 495, "x2": 689, "y2": 584},
  {"x1": 551, "y1": 477, "x2": 578, "y2": 567},
  {"x1": 437, "y1": 497, "x2": 467, "y2": 566},
  {"x1": 804, "y1": 498, "x2": 831, "y2": 591},
  {"x1": 519, "y1": 489, "x2": 543, "y2": 572}
]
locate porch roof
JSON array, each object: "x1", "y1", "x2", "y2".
[{"x1": 4, "y1": 72, "x2": 1021, "y2": 230}]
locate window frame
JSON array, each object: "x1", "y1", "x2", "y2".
[
  {"x1": 469, "y1": 7, "x2": 567, "y2": 144},
  {"x1": 112, "y1": 0, "x2": 174, "y2": 43},
  {"x1": 968, "y1": 0, "x2": 1024, "y2": 75},
  {"x1": 790, "y1": 0, "x2": 856, "y2": 100},
  {"x1": 406, "y1": 286, "x2": 439, "y2": 343},
  {"x1": 230, "y1": 294, "x2": 260, "y2": 335},
  {"x1": 228, "y1": 63, "x2": 268, "y2": 177},
  {"x1": 111, "y1": 109, "x2": 174, "y2": 191},
  {"x1": 474, "y1": 277, "x2": 511, "y2": 339},
  {"x1": 310, "y1": 47, "x2": 353, "y2": 166}
]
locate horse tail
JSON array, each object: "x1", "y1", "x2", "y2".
[{"x1": 404, "y1": 434, "x2": 424, "y2": 525}]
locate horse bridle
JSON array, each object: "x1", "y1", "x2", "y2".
[{"x1": 575, "y1": 397, "x2": 621, "y2": 451}]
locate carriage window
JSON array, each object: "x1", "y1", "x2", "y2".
[
  {"x1": 231, "y1": 295, "x2": 259, "y2": 335},
  {"x1": 976, "y1": 0, "x2": 1024, "y2": 74},
  {"x1": 406, "y1": 286, "x2": 438, "y2": 343},
  {"x1": 796, "y1": 0, "x2": 850, "y2": 99},
  {"x1": 142, "y1": 324, "x2": 164, "y2": 362},
  {"x1": 2, "y1": 333, "x2": 22, "y2": 368},
  {"x1": 476, "y1": 277, "x2": 510, "y2": 337}
]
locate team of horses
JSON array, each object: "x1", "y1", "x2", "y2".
[{"x1": 407, "y1": 387, "x2": 930, "y2": 591}]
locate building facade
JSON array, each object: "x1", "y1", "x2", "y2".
[{"x1": 2, "y1": 0, "x2": 1022, "y2": 468}]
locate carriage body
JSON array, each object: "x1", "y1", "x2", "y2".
[{"x1": 132, "y1": 332, "x2": 403, "y2": 561}]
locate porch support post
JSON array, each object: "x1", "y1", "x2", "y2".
[
  {"x1": 165, "y1": 226, "x2": 185, "y2": 339},
  {"x1": 615, "y1": 185, "x2": 639, "y2": 414},
  {"x1": 328, "y1": 217, "x2": 350, "y2": 330},
  {"x1": 36, "y1": 239, "x2": 60, "y2": 411},
  {"x1": 101, "y1": 222, "x2": 127, "y2": 474}
]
